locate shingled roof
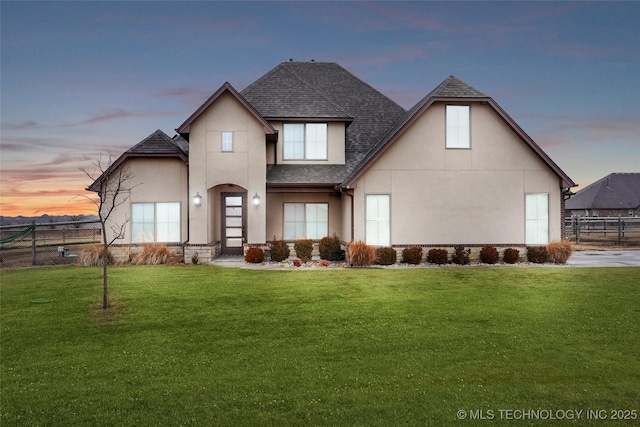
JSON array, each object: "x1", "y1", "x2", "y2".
[
  {"x1": 242, "y1": 61, "x2": 407, "y2": 184},
  {"x1": 126, "y1": 129, "x2": 188, "y2": 157},
  {"x1": 87, "y1": 130, "x2": 188, "y2": 192},
  {"x1": 566, "y1": 173, "x2": 640, "y2": 210}
]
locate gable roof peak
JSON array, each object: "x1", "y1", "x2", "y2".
[
  {"x1": 431, "y1": 75, "x2": 488, "y2": 98},
  {"x1": 177, "y1": 81, "x2": 276, "y2": 138}
]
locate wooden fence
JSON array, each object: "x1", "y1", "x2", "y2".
[
  {"x1": 565, "y1": 216, "x2": 640, "y2": 245},
  {"x1": 0, "y1": 220, "x2": 101, "y2": 268}
]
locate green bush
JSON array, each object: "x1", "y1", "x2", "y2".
[
  {"x1": 294, "y1": 239, "x2": 314, "y2": 263},
  {"x1": 527, "y1": 246, "x2": 548, "y2": 264},
  {"x1": 270, "y1": 237, "x2": 290, "y2": 262},
  {"x1": 376, "y1": 247, "x2": 397, "y2": 265},
  {"x1": 451, "y1": 245, "x2": 470, "y2": 265},
  {"x1": 244, "y1": 247, "x2": 264, "y2": 263},
  {"x1": 479, "y1": 246, "x2": 499, "y2": 264},
  {"x1": 319, "y1": 234, "x2": 344, "y2": 261},
  {"x1": 427, "y1": 248, "x2": 448, "y2": 265},
  {"x1": 402, "y1": 247, "x2": 423, "y2": 265},
  {"x1": 503, "y1": 248, "x2": 520, "y2": 264},
  {"x1": 348, "y1": 241, "x2": 376, "y2": 267}
]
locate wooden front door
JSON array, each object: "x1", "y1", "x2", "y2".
[{"x1": 221, "y1": 193, "x2": 245, "y2": 255}]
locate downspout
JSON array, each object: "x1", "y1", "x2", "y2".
[
  {"x1": 183, "y1": 150, "x2": 191, "y2": 248},
  {"x1": 339, "y1": 187, "x2": 355, "y2": 242}
]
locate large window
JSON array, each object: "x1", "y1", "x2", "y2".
[
  {"x1": 446, "y1": 105, "x2": 470, "y2": 148},
  {"x1": 283, "y1": 123, "x2": 327, "y2": 160},
  {"x1": 283, "y1": 203, "x2": 328, "y2": 240},
  {"x1": 366, "y1": 195, "x2": 390, "y2": 246},
  {"x1": 132, "y1": 202, "x2": 180, "y2": 243},
  {"x1": 525, "y1": 194, "x2": 549, "y2": 245}
]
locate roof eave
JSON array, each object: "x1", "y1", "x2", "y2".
[
  {"x1": 176, "y1": 82, "x2": 277, "y2": 138},
  {"x1": 487, "y1": 99, "x2": 576, "y2": 188},
  {"x1": 341, "y1": 95, "x2": 576, "y2": 189},
  {"x1": 86, "y1": 152, "x2": 188, "y2": 193}
]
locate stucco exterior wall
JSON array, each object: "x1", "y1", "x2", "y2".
[
  {"x1": 102, "y1": 157, "x2": 188, "y2": 244},
  {"x1": 188, "y1": 91, "x2": 268, "y2": 244},
  {"x1": 352, "y1": 103, "x2": 562, "y2": 245}
]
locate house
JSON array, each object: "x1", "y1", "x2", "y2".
[
  {"x1": 566, "y1": 173, "x2": 640, "y2": 217},
  {"x1": 90, "y1": 61, "x2": 575, "y2": 263}
]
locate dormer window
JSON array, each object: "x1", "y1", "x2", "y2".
[{"x1": 283, "y1": 123, "x2": 327, "y2": 160}]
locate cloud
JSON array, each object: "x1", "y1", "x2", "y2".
[
  {"x1": 1, "y1": 120, "x2": 39, "y2": 131},
  {"x1": 60, "y1": 108, "x2": 178, "y2": 127},
  {"x1": 548, "y1": 43, "x2": 627, "y2": 59}
]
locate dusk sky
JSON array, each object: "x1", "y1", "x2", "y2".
[{"x1": 1, "y1": 1, "x2": 639, "y2": 217}]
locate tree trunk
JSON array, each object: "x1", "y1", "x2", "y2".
[{"x1": 101, "y1": 219, "x2": 109, "y2": 309}]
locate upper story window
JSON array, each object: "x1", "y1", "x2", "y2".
[
  {"x1": 283, "y1": 123, "x2": 327, "y2": 160},
  {"x1": 446, "y1": 105, "x2": 470, "y2": 149},
  {"x1": 221, "y1": 131, "x2": 233, "y2": 152}
]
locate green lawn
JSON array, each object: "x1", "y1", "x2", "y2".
[{"x1": 1, "y1": 266, "x2": 639, "y2": 426}]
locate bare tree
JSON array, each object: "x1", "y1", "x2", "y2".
[{"x1": 79, "y1": 154, "x2": 136, "y2": 309}]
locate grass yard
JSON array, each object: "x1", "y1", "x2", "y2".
[{"x1": 1, "y1": 266, "x2": 639, "y2": 426}]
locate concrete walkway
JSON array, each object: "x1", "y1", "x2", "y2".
[
  {"x1": 565, "y1": 250, "x2": 640, "y2": 267},
  {"x1": 210, "y1": 251, "x2": 640, "y2": 268}
]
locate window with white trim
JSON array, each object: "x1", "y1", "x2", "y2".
[
  {"x1": 221, "y1": 131, "x2": 233, "y2": 152},
  {"x1": 446, "y1": 105, "x2": 470, "y2": 148},
  {"x1": 283, "y1": 123, "x2": 327, "y2": 160},
  {"x1": 283, "y1": 203, "x2": 328, "y2": 240},
  {"x1": 132, "y1": 202, "x2": 180, "y2": 243},
  {"x1": 525, "y1": 194, "x2": 549, "y2": 245},
  {"x1": 366, "y1": 195, "x2": 390, "y2": 246}
]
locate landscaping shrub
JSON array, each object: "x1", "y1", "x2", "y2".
[
  {"x1": 376, "y1": 247, "x2": 397, "y2": 265},
  {"x1": 527, "y1": 246, "x2": 548, "y2": 264},
  {"x1": 348, "y1": 241, "x2": 376, "y2": 267},
  {"x1": 270, "y1": 237, "x2": 290, "y2": 262},
  {"x1": 427, "y1": 248, "x2": 448, "y2": 265},
  {"x1": 244, "y1": 247, "x2": 264, "y2": 264},
  {"x1": 402, "y1": 247, "x2": 423, "y2": 265},
  {"x1": 79, "y1": 244, "x2": 114, "y2": 266},
  {"x1": 451, "y1": 245, "x2": 471, "y2": 265},
  {"x1": 479, "y1": 246, "x2": 499, "y2": 264},
  {"x1": 294, "y1": 239, "x2": 314, "y2": 263},
  {"x1": 503, "y1": 248, "x2": 520, "y2": 264},
  {"x1": 131, "y1": 243, "x2": 178, "y2": 265},
  {"x1": 547, "y1": 240, "x2": 575, "y2": 264},
  {"x1": 292, "y1": 258, "x2": 302, "y2": 267},
  {"x1": 319, "y1": 234, "x2": 344, "y2": 261},
  {"x1": 320, "y1": 259, "x2": 330, "y2": 267}
]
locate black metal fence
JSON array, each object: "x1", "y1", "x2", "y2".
[
  {"x1": 565, "y1": 216, "x2": 640, "y2": 246},
  {"x1": 0, "y1": 220, "x2": 101, "y2": 268}
]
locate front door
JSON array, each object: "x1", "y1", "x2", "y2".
[{"x1": 221, "y1": 193, "x2": 245, "y2": 255}]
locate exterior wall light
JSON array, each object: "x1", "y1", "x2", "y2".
[
  {"x1": 193, "y1": 192, "x2": 202, "y2": 206},
  {"x1": 252, "y1": 192, "x2": 260, "y2": 206}
]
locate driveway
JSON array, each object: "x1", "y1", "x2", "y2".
[{"x1": 566, "y1": 251, "x2": 640, "y2": 267}]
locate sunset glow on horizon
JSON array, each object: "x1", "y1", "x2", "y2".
[{"x1": 2, "y1": 2, "x2": 638, "y2": 217}]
